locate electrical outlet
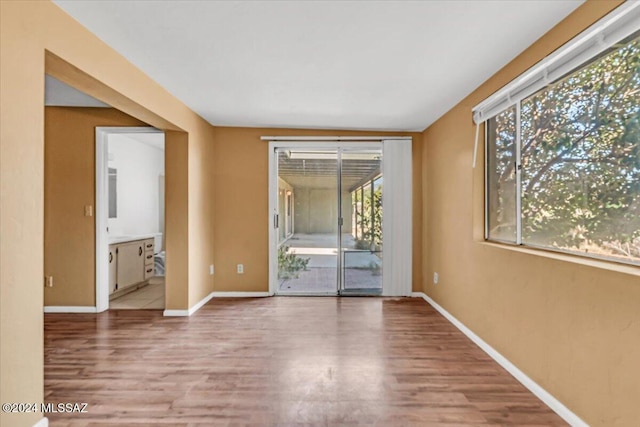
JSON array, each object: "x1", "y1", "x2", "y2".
[
  {"x1": 84, "y1": 205, "x2": 93, "y2": 217},
  {"x1": 209, "y1": 264, "x2": 214, "y2": 275},
  {"x1": 45, "y1": 276, "x2": 54, "y2": 288},
  {"x1": 237, "y1": 264, "x2": 244, "y2": 274},
  {"x1": 433, "y1": 272, "x2": 439, "y2": 285}
]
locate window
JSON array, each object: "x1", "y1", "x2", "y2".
[
  {"x1": 486, "y1": 31, "x2": 640, "y2": 266},
  {"x1": 487, "y1": 106, "x2": 517, "y2": 242}
]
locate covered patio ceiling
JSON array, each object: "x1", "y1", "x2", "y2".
[{"x1": 279, "y1": 150, "x2": 380, "y2": 189}]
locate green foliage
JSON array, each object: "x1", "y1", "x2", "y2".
[
  {"x1": 354, "y1": 183, "x2": 383, "y2": 249},
  {"x1": 368, "y1": 260, "x2": 382, "y2": 276},
  {"x1": 354, "y1": 239, "x2": 371, "y2": 250},
  {"x1": 363, "y1": 186, "x2": 383, "y2": 247},
  {"x1": 278, "y1": 246, "x2": 310, "y2": 279},
  {"x1": 489, "y1": 33, "x2": 640, "y2": 262}
]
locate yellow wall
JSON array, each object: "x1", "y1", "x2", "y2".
[
  {"x1": 213, "y1": 126, "x2": 423, "y2": 293},
  {"x1": 44, "y1": 107, "x2": 147, "y2": 307},
  {"x1": 0, "y1": 2, "x2": 215, "y2": 425},
  {"x1": 421, "y1": 1, "x2": 639, "y2": 426},
  {"x1": 165, "y1": 131, "x2": 191, "y2": 310},
  {"x1": 186, "y1": 119, "x2": 217, "y2": 307}
]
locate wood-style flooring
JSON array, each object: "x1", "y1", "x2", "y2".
[{"x1": 44, "y1": 297, "x2": 567, "y2": 426}]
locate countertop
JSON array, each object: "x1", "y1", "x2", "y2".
[{"x1": 108, "y1": 233, "x2": 160, "y2": 245}]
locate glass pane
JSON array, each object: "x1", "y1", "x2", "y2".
[
  {"x1": 487, "y1": 106, "x2": 517, "y2": 242},
  {"x1": 521, "y1": 33, "x2": 640, "y2": 265},
  {"x1": 341, "y1": 149, "x2": 383, "y2": 295},
  {"x1": 277, "y1": 149, "x2": 338, "y2": 293}
]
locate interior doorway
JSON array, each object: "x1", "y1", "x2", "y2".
[
  {"x1": 96, "y1": 127, "x2": 166, "y2": 311},
  {"x1": 271, "y1": 144, "x2": 384, "y2": 295}
]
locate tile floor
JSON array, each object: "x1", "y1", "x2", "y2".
[{"x1": 109, "y1": 277, "x2": 165, "y2": 309}]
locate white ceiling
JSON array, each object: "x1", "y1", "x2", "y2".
[
  {"x1": 45, "y1": 75, "x2": 109, "y2": 107},
  {"x1": 53, "y1": 0, "x2": 583, "y2": 131}
]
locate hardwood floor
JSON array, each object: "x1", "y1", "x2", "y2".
[{"x1": 44, "y1": 297, "x2": 567, "y2": 426}]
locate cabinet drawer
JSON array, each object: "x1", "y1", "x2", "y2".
[
  {"x1": 144, "y1": 239, "x2": 155, "y2": 253},
  {"x1": 144, "y1": 265, "x2": 155, "y2": 280},
  {"x1": 144, "y1": 252, "x2": 154, "y2": 266}
]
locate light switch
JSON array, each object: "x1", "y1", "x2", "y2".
[{"x1": 209, "y1": 264, "x2": 214, "y2": 275}]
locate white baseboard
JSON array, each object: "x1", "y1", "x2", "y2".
[
  {"x1": 211, "y1": 291, "x2": 270, "y2": 297},
  {"x1": 162, "y1": 309, "x2": 190, "y2": 317},
  {"x1": 33, "y1": 417, "x2": 48, "y2": 427},
  {"x1": 411, "y1": 292, "x2": 588, "y2": 427},
  {"x1": 163, "y1": 291, "x2": 215, "y2": 317},
  {"x1": 44, "y1": 306, "x2": 97, "y2": 313}
]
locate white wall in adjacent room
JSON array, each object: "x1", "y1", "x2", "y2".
[{"x1": 107, "y1": 133, "x2": 164, "y2": 238}]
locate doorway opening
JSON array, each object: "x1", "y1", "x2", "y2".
[
  {"x1": 44, "y1": 75, "x2": 172, "y2": 313},
  {"x1": 271, "y1": 144, "x2": 384, "y2": 295},
  {"x1": 268, "y1": 137, "x2": 413, "y2": 297},
  {"x1": 96, "y1": 127, "x2": 166, "y2": 311}
]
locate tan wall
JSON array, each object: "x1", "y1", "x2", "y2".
[
  {"x1": 421, "y1": 1, "x2": 639, "y2": 426},
  {"x1": 164, "y1": 131, "x2": 192, "y2": 310},
  {"x1": 0, "y1": 2, "x2": 215, "y2": 425},
  {"x1": 187, "y1": 120, "x2": 216, "y2": 307},
  {"x1": 213, "y1": 126, "x2": 423, "y2": 293},
  {"x1": 44, "y1": 107, "x2": 147, "y2": 307}
]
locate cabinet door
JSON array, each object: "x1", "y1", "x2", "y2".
[
  {"x1": 116, "y1": 242, "x2": 144, "y2": 289},
  {"x1": 109, "y1": 246, "x2": 118, "y2": 294}
]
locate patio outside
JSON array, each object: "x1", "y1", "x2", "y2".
[
  {"x1": 278, "y1": 233, "x2": 382, "y2": 293},
  {"x1": 277, "y1": 148, "x2": 383, "y2": 294}
]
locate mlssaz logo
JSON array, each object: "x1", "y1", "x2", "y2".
[{"x1": 41, "y1": 403, "x2": 89, "y2": 413}]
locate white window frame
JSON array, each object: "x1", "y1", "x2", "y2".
[{"x1": 473, "y1": 2, "x2": 640, "y2": 125}]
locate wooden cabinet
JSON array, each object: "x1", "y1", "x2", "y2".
[
  {"x1": 144, "y1": 239, "x2": 155, "y2": 280},
  {"x1": 109, "y1": 238, "x2": 156, "y2": 297},
  {"x1": 109, "y1": 247, "x2": 118, "y2": 294},
  {"x1": 116, "y1": 241, "x2": 144, "y2": 289}
]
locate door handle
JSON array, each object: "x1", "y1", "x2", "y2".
[{"x1": 274, "y1": 214, "x2": 279, "y2": 229}]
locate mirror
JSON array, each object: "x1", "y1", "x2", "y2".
[{"x1": 108, "y1": 167, "x2": 117, "y2": 218}]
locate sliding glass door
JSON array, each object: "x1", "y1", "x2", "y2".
[
  {"x1": 276, "y1": 149, "x2": 339, "y2": 294},
  {"x1": 341, "y1": 149, "x2": 383, "y2": 295},
  {"x1": 274, "y1": 146, "x2": 382, "y2": 295}
]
